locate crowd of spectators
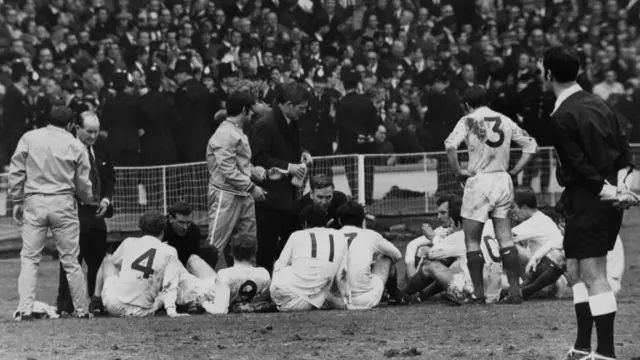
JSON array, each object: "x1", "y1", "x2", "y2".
[{"x1": 2, "y1": 0, "x2": 640, "y2": 171}]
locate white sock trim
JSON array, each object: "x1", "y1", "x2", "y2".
[
  {"x1": 588, "y1": 292, "x2": 617, "y2": 317},
  {"x1": 572, "y1": 282, "x2": 589, "y2": 304}
]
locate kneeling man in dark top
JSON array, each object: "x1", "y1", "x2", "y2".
[
  {"x1": 293, "y1": 174, "x2": 348, "y2": 230},
  {"x1": 164, "y1": 201, "x2": 218, "y2": 268}
]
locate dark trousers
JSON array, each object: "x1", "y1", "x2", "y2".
[
  {"x1": 255, "y1": 206, "x2": 295, "y2": 274},
  {"x1": 57, "y1": 216, "x2": 107, "y2": 312}
]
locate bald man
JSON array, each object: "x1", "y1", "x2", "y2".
[{"x1": 57, "y1": 111, "x2": 116, "y2": 316}]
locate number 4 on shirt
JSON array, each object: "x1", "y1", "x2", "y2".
[{"x1": 131, "y1": 248, "x2": 157, "y2": 279}]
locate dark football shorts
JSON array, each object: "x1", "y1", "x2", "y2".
[{"x1": 561, "y1": 186, "x2": 622, "y2": 259}]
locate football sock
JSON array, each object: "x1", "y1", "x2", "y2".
[
  {"x1": 521, "y1": 257, "x2": 564, "y2": 299},
  {"x1": 466, "y1": 250, "x2": 485, "y2": 298},
  {"x1": 499, "y1": 246, "x2": 522, "y2": 297},
  {"x1": 418, "y1": 282, "x2": 445, "y2": 300},
  {"x1": 402, "y1": 268, "x2": 434, "y2": 295},
  {"x1": 573, "y1": 283, "x2": 593, "y2": 351},
  {"x1": 385, "y1": 267, "x2": 405, "y2": 303},
  {"x1": 589, "y1": 291, "x2": 617, "y2": 358}
]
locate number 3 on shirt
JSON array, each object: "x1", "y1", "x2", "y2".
[
  {"x1": 484, "y1": 117, "x2": 505, "y2": 148},
  {"x1": 131, "y1": 248, "x2": 157, "y2": 279}
]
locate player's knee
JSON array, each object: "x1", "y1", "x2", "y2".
[{"x1": 422, "y1": 261, "x2": 438, "y2": 277}]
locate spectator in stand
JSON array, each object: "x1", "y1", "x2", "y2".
[
  {"x1": 1, "y1": 61, "x2": 32, "y2": 165},
  {"x1": 336, "y1": 69, "x2": 378, "y2": 205},
  {"x1": 593, "y1": 69, "x2": 625, "y2": 101}
]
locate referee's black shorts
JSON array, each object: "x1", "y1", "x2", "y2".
[{"x1": 561, "y1": 185, "x2": 623, "y2": 259}]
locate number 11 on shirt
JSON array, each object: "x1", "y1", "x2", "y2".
[{"x1": 309, "y1": 233, "x2": 335, "y2": 262}]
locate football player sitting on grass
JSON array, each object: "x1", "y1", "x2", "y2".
[
  {"x1": 270, "y1": 205, "x2": 351, "y2": 312},
  {"x1": 402, "y1": 197, "x2": 505, "y2": 305},
  {"x1": 337, "y1": 201, "x2": 409, "y2": 309},
  {"x1": 404, "y1": 194, "x2": 460, "y2": 279},
  {"x1": 176, "y1": 234, "x2": 275, "y2": 314},
  {"x1": 93, "y1": 211, "x2": 188, "y2": 318}
]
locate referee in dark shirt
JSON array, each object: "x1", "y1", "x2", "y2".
[{"x1": 542, "y1": 47, "x2": 636, "y2": 360}]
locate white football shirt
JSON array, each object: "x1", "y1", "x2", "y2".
[
  {"x1": 341, "y1": 226, "x2": 402, "y2": 296},
  {"x1": 405, "y1": 226, "x2": 453, "y2": 267},
  {"x1": 512, "y1": 211, "x2": 563, "y2": 254},
  {"x1": 273, "y1": 227, "x2": 349, "y2": 308},
  {"x1": 215, "y1": 264, "x2": 271, "y2": 307},
  {"x1": 428, "y1": 222, "x2": 504, "y2": 296},
  {"x1": 110, "y1": 236, "x2": 181, "y2": 310},
  {"x1": 444, "y1": 106, "x2": 537, "y2": 174}
]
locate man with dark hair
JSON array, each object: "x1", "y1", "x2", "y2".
[
  {"x1": 445, "y1": 85, "x2": 537, "y2": 305},
  {"x1": 250, "y1": 82, "x2": 312, "y2": 273},
  {"x1": 402, "y1": 193, "x2": 505, "y2": 305},
  {"x1": 509, "y1": 186, "x2": 566, "y2": 300},
  {"x1": 93, "y1": 211, "x2": 187, "y2": 318},
  {"x1": 335, "y1": 70, "x2": 378, "y2": 205},
  {"x1": 540, "y1": 46, "x2": 638, "y2": 360},
  {"x1": 207, "y1": 91, "x2": 279, "y2": 267},
  {"x1": 404, "y1": 194, "x2": 460, "y2": 279},
  {"x1": 9, "y1": 104, "x2": 94, "y2": 320},
  {"x1": 270, "y1": 205, "x2": 351, "y2": 312},
  {"x1": 57, "y1": 111, "x2": 115, "y2": 316},
  {"x1": 163, "y1": 200, "x2": 218, "y2": 268},
  {"x1": 292, "y1": 174, "x2": 348, "y2": 230},
  {"x1": 1, "y1": 61, "x2": 31, "y2": 164},
  {"x1": 337, "y1": 201, "x2": 407, "y2": 309}
]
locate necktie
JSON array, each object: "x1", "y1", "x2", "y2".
[{"x1": 87, "y1": 146, "x2": 101, "y2": 203}]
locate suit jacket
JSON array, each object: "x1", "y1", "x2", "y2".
[
  {"x1": 80, "y1": 137, "x2": 116, "y2": 231},
  {"x1": 137, "y1": 89, "x2": 180, "y2": 165},
  {"x1": 101, "y1": 92, "x2": 141, "y2": 153},
  {"x1": 0, "y1": 86, "x2": 30, "y2": 158},
  {"x1": 26, "y1": 94, "x2": 53, "y2": 129},
  {"x1": 551, "y1": 90, "x2": 633, "y2": 195},
  {"x1": 249, "y1": 106, "x2": 303, "y2": 211},
  {"x1": 335, "y1": 91, "x2": 380, "y2": 154}
]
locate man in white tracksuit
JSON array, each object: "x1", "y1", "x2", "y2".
[{"x1": 206, "y1": 92, "x2": 280, "y2": 266}]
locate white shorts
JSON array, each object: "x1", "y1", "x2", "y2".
[
  {"x1": 101, "y1": 276, "x2": 158, "y2": 317},
  {"x1": 177, "y1": 276, "x2": 216, "y2": 306},
  {"x1": 348, "y1": 275, "x2": 386, "y2": 310},
  {"x1": 462, "y1": 172, "x2": 513, "y2": 222},
  {"x1": 270, "y1": 269, "x2": 314, "y2": 312}
]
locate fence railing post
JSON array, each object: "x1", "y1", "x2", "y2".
[
  {"x1": 357, "y1": 154, "x2": 366, "y2": 206},
  {"x1": 162, "y1": 166, "x2": 168, "y2": 215}
]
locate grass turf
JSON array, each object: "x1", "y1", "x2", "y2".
[{"x1": 0, "y1": 210, "x2": 639, "y2": 360}]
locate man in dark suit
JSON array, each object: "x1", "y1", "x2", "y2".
[
  {"x1": 542, "y1": 47, "x2": 636, "y2": 360},
  {"x1": 57, "y1": 111, "x2": 115, "y2": 315},
  {"x1": 249, "y1": 82, "x2": 311, "y2": 273},
  {"x1": 0, "y1": 61, "x2": 30, "y2": 166},
  {"x1": 25, "y1": 72, "x2": 53, "y2": 130},
  {"x1": 336, "y1": 70, "x2": 379, "y2": 205}
]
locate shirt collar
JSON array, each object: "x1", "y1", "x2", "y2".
[{"x1": 552, "y1": 83, "x2": 582, "y2": 114}]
